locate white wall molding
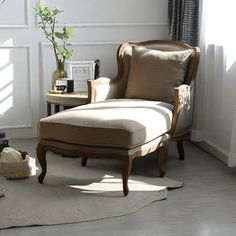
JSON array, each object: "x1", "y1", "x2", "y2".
[
  {"x1": 0, "y1": 44, "x2": 30, "y2": 49},
  {"x1": 0, "y1": 0, "x2": 29, "y2": 29},
  {"x1": 191, "y1": 129, "x2": 204, "y2": 142},
  {"x1": 26, "y1": 45, "x2": 33, "y2": 128},
  {"x1": 228, "y1": 105, "x2": 236, "y2": 167},
  {"x1": 35, "y1": 20, "x2": 168, "y2": 29},
  {"x1": 41, "y1": 41, "x2": 122, "y2": 47},
  {"x1": 229, "y1": 152, "x2": 236, "y2": 167},
  {"x1": 1, "y1": 124, "x2": 33, "y2": 130},
  {"x1": 71, "y1": 41, "x2": 120, "y2": 46},
  {"x1": 39, "y1": 42, "x2": 46, "y2": 114},
  {"x1": 0, "y1": 44, "x2": 33, "y2": 129},
  {"x1": 53, "y1": 22, "x2": 168, "y2": 28}
]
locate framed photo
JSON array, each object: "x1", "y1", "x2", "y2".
[{"x1": 67, "y1": 61, "x2": 96, "y2": 92}]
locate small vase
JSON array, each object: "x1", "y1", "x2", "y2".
[{"x1": 52, "y1": 61, "x2": 67, "y2": 90}]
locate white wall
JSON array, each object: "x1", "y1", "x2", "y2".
[
  {"x1": 191, "y1": 0, "x2": 236, "y2": 167},
  {"x1": 203, "y1": 49, "x2": 236, "y2": 166},
  {"x1": 0, "y1": 0, "x2": 168, "y2": 138}
]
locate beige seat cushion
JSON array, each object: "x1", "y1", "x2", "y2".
[
  {"x1": 39, "y1": 99, "x2": 173, "y2": 149},
  {"x1": 125, "y1": 46, "x2": 193, "y2": 103}
]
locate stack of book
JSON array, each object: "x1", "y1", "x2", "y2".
[{"x1": 0, "y1": 131, "x2": 9, "y2": 152}]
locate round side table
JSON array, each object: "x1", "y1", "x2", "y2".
[{"x1": 46, "y1": 92, "x2": 88, "y2": 116}]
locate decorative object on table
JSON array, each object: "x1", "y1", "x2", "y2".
[
  {"x1": 67, "y1": 61, "x2": 96, "y2": 92},
  {"x1": 48, "y1": 90, "x2": 67, "y2": 94},
  {"x1": 0, "y1": 147, "x2": 36, "y2": 179},
  {"x1": 49, "y1": 79, "x2": 73, "y2": 93},
  {"x1": 66, "y1": 79, "x2": 74, "y2": 93},
  {"x1": 51, "y1": 61, "x2": 68, "y2": 90},
  {"x1": 55, "y1": 79, "x2": 67, "y2": 92},
  {"x1": 34, "y1": 2, "x2": 74, "y2": 89},
  {"x1": 94, "y1": 59, "x2": 100, "y2": 79}
]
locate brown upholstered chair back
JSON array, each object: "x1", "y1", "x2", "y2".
[{"x1": 115, "y1": 40, "x2": 200, "y2": 98}]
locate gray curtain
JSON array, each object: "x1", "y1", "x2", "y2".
[{"x1": 168, "y1": 0, "x2": 199, "y2": 46}]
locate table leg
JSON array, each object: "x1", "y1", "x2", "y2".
[
  {"x1": 55, "y1": 104, "x2": 60, "y2": 113},
  {"x1": 47, "y1": 102, "x2": 51, "y2": 116}
]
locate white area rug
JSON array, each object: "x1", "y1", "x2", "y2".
[{"x1": 0, "y1": 150, "x2": 183, "y2": 229}]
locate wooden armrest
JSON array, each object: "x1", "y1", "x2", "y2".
[{"x1": 171, "y1": 85, "x2": 193, "y2": 137}]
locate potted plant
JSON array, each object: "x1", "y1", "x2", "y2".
[{"x1": 34, "y1": 2, "x2": 73, "y2": 89}]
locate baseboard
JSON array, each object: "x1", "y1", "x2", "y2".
[
  {"x1": 190, "y1": 129, "x2": 204, "y2": 142},
  {"x1": 228, "y1": 152, "x2": 236, "y2": 167},
  {"x1": 194, "y1": 140, "x2": 229, "y2": 166}
]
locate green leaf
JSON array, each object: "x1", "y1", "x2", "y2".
[
  {"x1": 36, "y1": 2, "x2": 42, "y2": 11},
  {"x1": 52, "y1": 9, "x2": 63, "y2": 15},
  {"x1": 66, "y1": 28, "x2": 74, "y2": 34},
  {"x1": 55, "y1": 32, "x2": 64, "y2": 39}
]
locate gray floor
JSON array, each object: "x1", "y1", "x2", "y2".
[{"x1": 1, "y1": 139, "x2": 236, "y2": 236}]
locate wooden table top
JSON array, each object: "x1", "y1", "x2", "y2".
[{"x1": 46, "y1": 92, "x2": 88, "y2": 106}]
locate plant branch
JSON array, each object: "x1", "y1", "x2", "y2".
[{"x1": 34, "y1": 2, "x2": 73, "y2": 65}]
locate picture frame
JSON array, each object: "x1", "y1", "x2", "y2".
[{"x1": 67, "y1": 61, "x2": 96, "y2": 92}]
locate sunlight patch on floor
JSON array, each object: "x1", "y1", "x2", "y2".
[{"x1": 68, "y1": 174, "x2": 166, "y2": 193}]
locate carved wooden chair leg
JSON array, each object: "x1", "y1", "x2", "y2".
[
  {"x1": 158, "y1": 141, "x2": 168, "y2": 177},
  {"x1": 81, "y1": 157, "x2": 88, "y2": 167},
  {"x1": 122, "y1": 158, "x2": 133, "y2": 196},
  {"x1": 177, "y1": 140, "x2": 185, "y2": 160},
  {"x1": 37, "y1": 143, "x2": 47, "y2": 184}
]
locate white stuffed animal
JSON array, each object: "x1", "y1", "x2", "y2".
[{"x1": 0, "y1": 147, "x2": 23, "y2": 163}]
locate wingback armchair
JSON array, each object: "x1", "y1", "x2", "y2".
[{"x1": 37, "y1": 40, "x2": 200, "y2": 196}]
